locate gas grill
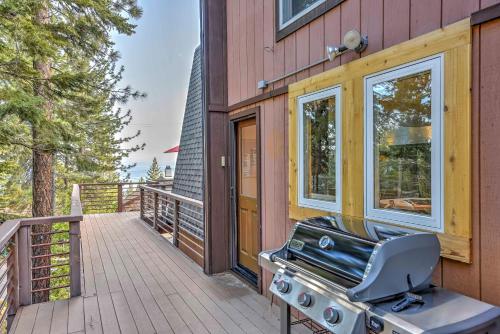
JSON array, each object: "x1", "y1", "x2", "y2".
[{"x1": 259, "y1": 216, "x2": 500, "y2": 334}]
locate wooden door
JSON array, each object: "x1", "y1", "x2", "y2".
[{"x1": 236, "y1": 118, "x2": 260, "y2": 274}]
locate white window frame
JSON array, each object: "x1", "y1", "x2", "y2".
[
  {"x1": 298, "y1": 86, "x2": 342, "y2": 212},
  {"x1": 279, "y1": 0, "x2": 326, "y2": 30},
  {"x1": 364, "y1": 55, "x2": 444, "y2": 232}
]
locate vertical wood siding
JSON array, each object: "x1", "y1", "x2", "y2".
[
  {"x1": 227, "y1": 0, "x2": 500, "y2": 302},
  {"x1": 478, "y1": 18, "x2": 500, "y2": 303}
]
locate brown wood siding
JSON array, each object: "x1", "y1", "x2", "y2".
[
  {"x1": 227, "y1": 0, "x2": 500, "y2": 105},
  {"x1": 478, "y1": 17, "x2": 500, "y2": 303},
  {"x1": 226, "y1": 0, "x2": 500, "y2": 303}
]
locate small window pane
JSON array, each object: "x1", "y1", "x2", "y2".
[
  {"x1": 303, "y1": 95, "x2": 337, "y2": 202},
  {"x1": 373, "y1": 70, "x2": 432, "y2": 216},
  {"x1": 282, "y1": 0, "x2": 323, "y2": 25},
  {"x1": 239, "y1": 124, "x2": 257, "y2": 198}
]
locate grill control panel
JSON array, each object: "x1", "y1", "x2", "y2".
[{"x1": 270, "y1": 270, "x2": 366, "y2": 333}]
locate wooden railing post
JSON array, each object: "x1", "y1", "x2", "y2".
[
  {"x1": 173, "y1": 199, "x2": 179, "y2": 247},
  {"x1": 140, "y1": 187, "x2": 145, "y2": 220},
  {"x1": 153, "y1": 192, "x2": 158, "y2": 230},
  {"x1": 69, "y1": 220, "x2": 81, "y2": 297},
  {"x1": 117, "y1": 184, "x2": 123, "y2": 212},
  {"x1": 17, "y1": 226, "x2": 31, "y2": 306}
]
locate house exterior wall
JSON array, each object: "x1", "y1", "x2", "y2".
[{"x1": 224, "y1": 0, "x2": 500, "y2": 304}]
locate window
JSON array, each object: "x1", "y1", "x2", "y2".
[
  {"x1": 279, "y1": 0, "x2": 325, "y2": 29},
  {"x1": 365, "y1": 55, "x2": 443, "y2": 231},
  {"x1": 298, "y1": 87, "x2": 341, "y2": 212}
]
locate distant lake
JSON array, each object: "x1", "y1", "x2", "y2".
[{"x1": 122, "y1": 162, "x2": 175, "y2": 181}]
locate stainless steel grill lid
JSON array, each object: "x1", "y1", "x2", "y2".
[
  {"x1": 286, "y1": 220, "x2": 375, "y2": 283},
  {"x1": 279, "y1": 215, "x2": 441, "y2": 302}
]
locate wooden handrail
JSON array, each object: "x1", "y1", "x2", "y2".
[
  {"x1": 139, "y1": 185, "x2": 203, "y2": 208},
  {"x1": 79, "y1": 180, "x2": 172, "y2": 187},
  {"x1": 79, "y1": 181, "x2": 173, "y2": 214},
  {"x1": 71, "y1": 184, "x2": 83, "y2": 217},
  {"x1": 0, "y1": 219, "x2": 21, "y2": 251}
]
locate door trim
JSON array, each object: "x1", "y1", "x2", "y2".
[{"x1": 229, "y1": 107, "x2": 262, "y2": 291}]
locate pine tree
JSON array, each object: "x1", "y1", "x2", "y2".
[
  {"x1": 0, "y1": 140, "x2": 32, "y2": 217},
  {"x1": 146, "y1": 158, "x2": 163, "y2": 181},
  {"x1": 0, "y1": 0, "x2": 145, "y2": 302},
  {"x1": 0, "y1": 0, "x2": 145, "y2": 216}
]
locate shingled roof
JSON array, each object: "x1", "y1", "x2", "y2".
[{"x1": 172, "y1": 46, "x2": 203, "y2": 202}]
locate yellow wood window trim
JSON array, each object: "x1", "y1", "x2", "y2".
[{"x1": 288, "y1": 19, "x2": 472, "y2": 263}]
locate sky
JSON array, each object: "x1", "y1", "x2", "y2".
[{"x1": 113, "y1": 0, "x2": 200, "y2": 180}]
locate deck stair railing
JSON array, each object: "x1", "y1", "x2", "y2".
[
  {"x1": 139, "y1": 185, "x2": 204, "y2": 266},
  {"x1": 0, "y1": 184, "x2": 83, "y2": 332},
  {"x1": 79, "y1": 180, "x2": 173, "y2": 214}
]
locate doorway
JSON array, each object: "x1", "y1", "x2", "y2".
[{"x1": 230, "y1": 109, "x2": 261, "y2": 287}]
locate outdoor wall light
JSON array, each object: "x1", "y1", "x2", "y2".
[
  {"x1": 257, "y1": 30, "x2": 368, "y2": 90},
  {"x1": 326, "y1": 30, "x2": 368, "y2": 61}
]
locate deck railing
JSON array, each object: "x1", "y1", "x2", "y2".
[
  {"x1": 79, "y1": 180, "x2": 173, "y2": 214},
  {"x1": 139, "y1": 185, "x2": 204, "y2": 266},
  {"x1": 0, "y1": 184, "x2": 83, "y2": 332}
]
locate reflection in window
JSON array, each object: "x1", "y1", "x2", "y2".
[
  {"x1": 365, "y1": 55, "x2": 443, "y2": 231},
  {"x1": 299, "y1": 87, "x2": 341, "y2": 212},
  {"x1": 239, "y1": 124, "x2": 257, "y2": 198},
  {"x1": 304, "y1": 96, "x2": 337, "y2": 201},
  {"x1": 373, "y1": 70, "x2": 432, "y2": 216},
  {"x1": 280, "y1": 0, "x2": 324, "y2": 28}
]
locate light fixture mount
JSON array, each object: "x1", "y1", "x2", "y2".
[{"x1": 326, "y1": 30, "x2": 368, "y2": 61}]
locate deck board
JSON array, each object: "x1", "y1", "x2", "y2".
[
  {"x1": 67, "y1": 297, "x2": 85, "y2": 334},
  {"x1": 32, "y1": 302, "x2": 53, "y2": 334},
  {"x1": 10, "y1": 213, "x2": 312, "y2": 334},
  {"x1": 50, "y1": 300, "x2": 69, "y2": 334},
  {"x1": 14, "y1": 304, "x2": 38, "y2": 334}
]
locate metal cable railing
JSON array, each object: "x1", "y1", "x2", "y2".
[
  {"x1": 139, "y1": 185, "x2": 204, "y2": 266},
  {"x1": 0, "y1": 184, "x2": 83, "y2": 332}
]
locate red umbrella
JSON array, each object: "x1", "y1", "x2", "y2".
[{"x1": 164, "y1": 145, "x2": 180, "y2": 153}]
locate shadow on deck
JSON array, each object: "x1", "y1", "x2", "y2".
[{"x1": 9, "y1": 212, "x2": 310, "y2": 334}]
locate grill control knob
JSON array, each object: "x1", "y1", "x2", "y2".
[
  {"x1": 297, "y1": 293, "x2": 312, "y2": 307},
  {"x1": 323, "y1": 307, "x2": 340, "y2": 325},
  {"x1": 319, "y1": 236, "x2": 335, "y2": 250},
  {"x1": 276, "y1": 280, "x2": 290, "y2": 294}
]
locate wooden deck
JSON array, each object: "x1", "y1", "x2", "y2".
[{"x1": 9, "y1": 212, "x2": 311, "y2": 334}]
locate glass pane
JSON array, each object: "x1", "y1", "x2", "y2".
[
  {"x1": 373, "y1": 70, "x2": 432, "y2": 216},
  {"x1": 239, "y1": 124, "x2": 257, "y2": 198},
  {"x1": 282, "y1": 0, "x2": 323, "y2": 24},
  {"x1": 303, "y1": 95, "x2": 337, "y2": 203}
]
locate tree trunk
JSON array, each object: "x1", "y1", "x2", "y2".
[
  {"x1": 32, "y1": 145, "x2": 54, "y2": 217},
  {"x1": 31, "y1": 1, "x2": 53, "y2": 303},
  {"x1": 31, "y1": 142, "x2": 53, "y2": 303}
]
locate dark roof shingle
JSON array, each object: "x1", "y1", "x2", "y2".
[{"x1": 172, "y1": 46, "x2": 203, "y2": 202}]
